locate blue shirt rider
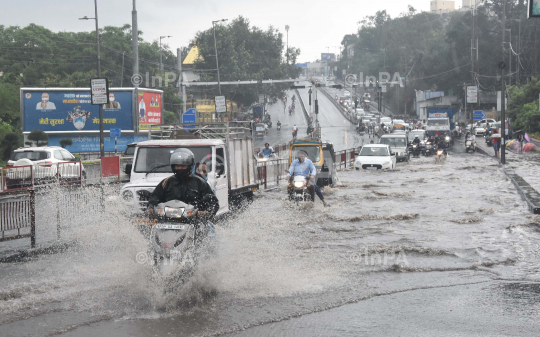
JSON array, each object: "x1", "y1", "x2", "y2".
[
  {"x1": 261, "y1": 143, "x2": 274, "y2": 157},
  {"x1": 287, "y1": 150, "x2": 329, "y2": 206}
]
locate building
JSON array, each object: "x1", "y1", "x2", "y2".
[
  {"x1": 462, "y1": 0, "x2": 481, "y2": 9},
  {"x1": 415, "y1": 90, "x2": 460, "y2": 121},
  {"x1": 430, "y1": 0, "x2": 455, "y2": 14}
]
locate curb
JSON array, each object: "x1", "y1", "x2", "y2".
[
  {"x1": 294, "y1": 89, "x2": 310, "y2": 124},
  {"x1": 474, "y1": 143, "x2": 540, "y2": 215},
  {"x1": 0, "y1": 242, "x2": 72, "y2": 263}
]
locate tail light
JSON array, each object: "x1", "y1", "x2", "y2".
[{"x1": 40, "y1": 161, "x2": 53, "y2": 167}]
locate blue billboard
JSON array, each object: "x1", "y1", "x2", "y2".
[
  {"x1": 48, "y1": 134, "x2": 149, "y2": 153},
  {"x1": 23, "y1": 90, "x2": 134, "y2": 132},
  {"x1": 321, "y1": 53, "x2": 336, "y2": 62}
]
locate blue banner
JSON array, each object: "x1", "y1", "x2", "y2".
[
  {"x1": 48, "y1": 135, "x2": 149, "y2": 153},
  {"x1": 23, "y1": 90, "x2": 134, "y2": 132}
]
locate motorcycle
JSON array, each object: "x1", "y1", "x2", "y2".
[
  {"x1": 258, "y1": 152, "x2": 276, "y2": 161},
  {"x1": 424, "y1": 141, "x2": 436, "y2": 156},
  {"x1": 412, "y1": 143, "x2": 421, "y2": 158},
  {"x1": 357, "y1": 125, "x2": 365, "y2": 134},
  {"x1": 465, "y1": 139, "x2": 476, "y2": 153},
  {"x1": 289, "y1": 109, "x2": 292, "y2": 115},
  {"x1": 277, "y1": 124, "x2": 281, "y2": 131},
  {"x1": 289, "y1": 175, "x2": 314, "y2": 205},
  {"x1": 292, "y1": 129, "x2": 298, "y2": 140},
  {"x1": 144, "y1": 200, "x2": 212, "y2": 284},
  {"x1": 485, "y1": 130, "x2": 493, "y2": 146},
  {"x1": 435, "y1": 148, "x2": 447, "y2": 163}
]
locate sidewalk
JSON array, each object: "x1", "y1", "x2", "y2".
[{"x1": 475, "y1": 138, "x2": 540, "y2": 214}]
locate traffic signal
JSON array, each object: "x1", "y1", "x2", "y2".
[
  {"x1": 315, "y1": 99, "x2": 319, "y2": 114},
  {"x1": 355, "y1": 99, "x2": 358, "y2": 109}
]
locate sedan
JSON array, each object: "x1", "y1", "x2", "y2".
[{"x1": 354, "y1": 144, "x2": 396, "y2": 170}]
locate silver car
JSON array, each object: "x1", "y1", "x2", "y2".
[{"x1": 379, "y1": 134, "x2": 410, "y2": 162}]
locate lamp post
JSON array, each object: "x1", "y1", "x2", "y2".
[
  {"x1": 285, "y1": 25, "x2": 290, "y2": 64},
  {"x1": 159, "y1": 35, "x2": 172, "y2": 71},
  {"x1": 79, "y1": 0, "x2": 104, "y2": 158},
  {"x1": 212, "y1": 19, "x2": 227, "y2": 95}
]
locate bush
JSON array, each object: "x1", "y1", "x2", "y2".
[
  {"x1": 59, "y1": 138, "x2": 73, "y2": 148},
  {"x1": 28, "y1": 129, "x2": 48, "y2": 147}
]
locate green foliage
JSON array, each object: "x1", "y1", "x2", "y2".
[
  {"x1": 164, "y1": 110, "x2": 178, "y2": 124},
  {"x1": 28, "y1": 129, "x2": 48, "y2": 146},
  {"x1": 194, "y1": 16, "x2": 301, "y2": 107},
  {"x1": 507, "y1": 77, "x2": 540, "y2": 133},
  {"x1": 1, "y1": 132, "x2": 19, "y2": 162},
  {"x1": 59, "y1": 138, "x2": 73, "y2": 148}
]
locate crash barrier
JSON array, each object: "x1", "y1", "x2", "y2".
[
  {"x1": 319, "y1": 88, "x2": 356, "y2": 124},
  {"x1": 334, "y1": 149, "x2": 357, "y2": 170},
  {"x1": 0, "y1": 189, "x2": 36, "y2": 247},
  {"x1": 295, "y1": 88, "x2": 311, "y2": 122},
  {"x1": 256, "y1": 159, "x2": 290, "y2": 189},
  {"x1": 1, "y1": 162, "x2": 83, "y2": 192}
]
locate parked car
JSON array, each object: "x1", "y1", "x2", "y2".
[
  {"x1": 5, "y1": 147, "x2": 85, "y2": 188},
  {"x1": 354, "y1": 144, "x2": 396, "y2": 170}
]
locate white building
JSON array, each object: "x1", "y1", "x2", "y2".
[{"x1": 430, "y1": 0, "x2": 455, "y2": 14}]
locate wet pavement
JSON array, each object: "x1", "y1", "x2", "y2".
[{"x1": 2, "y1": 143, "x2": 540, "y2": 336}]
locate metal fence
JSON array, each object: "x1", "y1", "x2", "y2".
[
  {"x1": 256, "y1": 159, "x2": 290, "y2": 189},
  {"x1": 334, "y1": 149, "x2": 357, "y2": 170},
  {"x1": 0, "y1": 189, "x2": 36, "y2": 247},
  {"x1": 1, "y1": 162, "x2": 83, "y2": 193}
]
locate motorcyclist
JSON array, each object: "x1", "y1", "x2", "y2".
[
  {"x1": 147, "y1": 149, "x2": 219, "y2": 219},
  {"x1": 260, "y1": 143, "x2": 274, "y2": 157},
  {"x1": 412, "y1": 135, "x2": 421, "y2": 145},
  {"x1": 287, "y1": 150, "x2": 317, "y2": 201},
  {"x1": 277, "y1": 120, "x2": 282, "y2": 130},
  {"x1": 292, "y1": 102, "x2": 296, "y2": 110}
]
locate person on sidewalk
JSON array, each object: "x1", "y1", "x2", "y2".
[{"x1": 492, "y1": 128, "x2": 500, "y2": 158}]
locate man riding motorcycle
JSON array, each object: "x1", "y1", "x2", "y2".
[
  {"x1": 287, "y1": 150, "x2": 328, "y2": 206},
  {"x1": 147, "y1": 149, "x2": 219, "y2": 219},
  {"x1": 260, "y1": 143, "x2": 274, "y2": 157}
]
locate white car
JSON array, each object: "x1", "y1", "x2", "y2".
[
  {"x1": 6, "y1": 147, "x2": 85, "y2": 184},
  {"x1": 354, "y1": 144, "x2": 396, "y2": 170}
]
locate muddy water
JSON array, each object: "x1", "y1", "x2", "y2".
[{"x1": 1, "y1": 149, "x2": 539, "y2": 336}]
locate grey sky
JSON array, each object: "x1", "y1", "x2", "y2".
[{"x1": 0, "y1": 0, "x2": 463, "y2": 63}]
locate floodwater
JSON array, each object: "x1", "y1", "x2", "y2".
[{"x1": 1, "y1": 145, "x2": 540, "y2": 336}]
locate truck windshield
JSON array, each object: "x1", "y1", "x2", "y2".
[
  {"x1": 380, "y1": 137, "x2": 407, "y2": 147},
  {"x1": 291, "y1": 146, "x2": 322, "y2": 163},
  {"x1": 134, "y1": 146, "x2": 212, "y2": 173},
  {"x1": 10, "y1": 151, "x2": 50, "y2": 161},
  {"x1": 427, "y1": 119, "x2": 449, "y2": 126}
]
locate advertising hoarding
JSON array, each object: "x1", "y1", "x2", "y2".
[
  {"x1": 23, "y1": 89, "x2": 134, "y2": 132},
  {"x1": 138, "y1": 91, "x2": 162, "y2": 131},
  {"x1": 47, "y1": 134, "x2": 149, "y2": 153},
  {"x1": 321, "y1": 53, "x2": 336, "y2": 62}
]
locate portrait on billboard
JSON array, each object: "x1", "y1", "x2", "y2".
[
  {"x1": 139, "y1": 96, "x2": 146, "y2": 122},
  {"x1": 66, "y1": 106, "x2": 92, "y2": 130},
  {"x1": 103, "y1": 93, "x2": 121, "y2": 109},
  {"x1": 36, "y1": 93, "x2": 57, "y2": 110}
]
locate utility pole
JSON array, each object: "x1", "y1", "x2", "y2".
[
  {"x1": 177, "y1": 48, "x2": 186, "y2": 117},
  {"x1": 159, "y1": 35, "x2": 171, "y2": 71},
  {"x1": 80, "y1": 0, "x2": 104, "y2": 158},
  {"x1": 501, "y1": 0, "x2": 507, "y2": 165},
  {"x1": 120, "y1": 51, "x2": 125, "y2": 87},
  {"x1": 132, "y1": 0, "x2": 138, "y2": 86},
  {"x1": 212, "y1": 19, "x2": 227, "y2": 95},
  {"x1": 285, "y1": 25, "x2": 290, "y2": 64}
]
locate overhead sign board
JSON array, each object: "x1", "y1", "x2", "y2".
[
  {"x1": 215, "y1": 96, "x2": 227, "y2": 113},
  {"x1": 473, "y1": 110, "x2": 486, "y2": 121},
  {"x1": 90, "y1": 78, "x2": 109, "y2": 105},
  {"x1": 529, "y1": 0, "x2": 540, "y2": 18},
  {"x1": 182, "y1": 108, "x2": 196, "y2": 129},
  {"x1": 467, "y1": 86, "x2": 478, "y2": 104}
]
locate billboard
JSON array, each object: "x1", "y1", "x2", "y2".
[
  {"x1": 22, "y1": 89, "x2": 134, "y2": 132},
  {"x1": 48, "y1": 134, "x2": 149, "y2": 153},
  {"x1": 321, "y1": 53, "x2": 336, "y2": 62},
  {"x1": 138, "y1": 91, "x2": 162, "y2": 130}
]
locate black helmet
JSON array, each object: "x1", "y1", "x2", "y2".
[{"x1": 170, "y1": 148, "x2": 195, "y2": 171}]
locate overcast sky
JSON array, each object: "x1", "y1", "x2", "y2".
[{"x1": 0, "y1": 0, "x2": 467, "y2": 63}]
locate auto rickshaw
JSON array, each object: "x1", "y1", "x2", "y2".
[{"x1": 254, "y1": 123, "x2": 266, "y2": 138}]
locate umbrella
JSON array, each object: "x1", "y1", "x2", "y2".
[
  {"x1": 523, "y1": 143, "x2": 537, "y2": 152},
  {"x1": 509, "y1": 142, "x2": 520, "y2": 150},
  {"x1": 506, "y1": 139, "x2": 517, "y2": 147},
  {"x1": 525, "y1": 133, "x2": 532, "y2": 142}
]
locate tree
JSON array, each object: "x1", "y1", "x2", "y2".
[
  {"x1": 194, "y1": 16, "x2": 301, "y2": 107},
  {"x1": 507, "y1": 77, "x2": 540, "y2": 134},
  {"x1": 164, "y1": 110, "x2": 177, "y2": 124},
  {"x1": 2, "y1": 132, "x2": 19, "y2": 161},
  {"x1": 28, "y1": 129, "x2": 48, "y2": 147},
  {"x1": 59, "y1": 138, "x2": 73, "y2": 148}
]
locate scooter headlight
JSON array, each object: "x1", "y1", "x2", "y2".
[
  {"x1": 437, "y1": 150, "x2": 444, "y2": 155},
  {"x1": 445, "y1": 136, "x2": 450, "y2": 141},
  {"x1": 294, "y1": 181, "x2": 305, "y2": 188}
]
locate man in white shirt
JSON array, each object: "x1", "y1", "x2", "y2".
[{"x1": 36, "y1": 93, "x2": 56, "y2": 110}]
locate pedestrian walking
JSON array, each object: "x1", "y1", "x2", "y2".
[{"x1": 492, "y1": 128, "x2": 500, "y2": 159}]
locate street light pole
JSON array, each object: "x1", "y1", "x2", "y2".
[
  {"x1": 501, "y1": 0, "x2": 507, "y2": 165},
  {"x1": 80, "y1": 0, "x2": 104, "y2": 158},
  {"x1": 285, "y1": 25, "x2": 290, "y2": 64},
  {"x1": 159, "y1": 35, "x2": 171, "y2": 71},
  {"x1": 212, "y1": 19, "x2": 227, "y2": 95}
]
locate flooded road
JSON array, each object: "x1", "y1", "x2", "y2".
[{"x1": 1, "y1": 146, "x2": 540, "y2": 336}]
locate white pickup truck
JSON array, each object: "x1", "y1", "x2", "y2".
[{"x1": 120, "y1": 122, "x2": 259, "y2": 216}]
